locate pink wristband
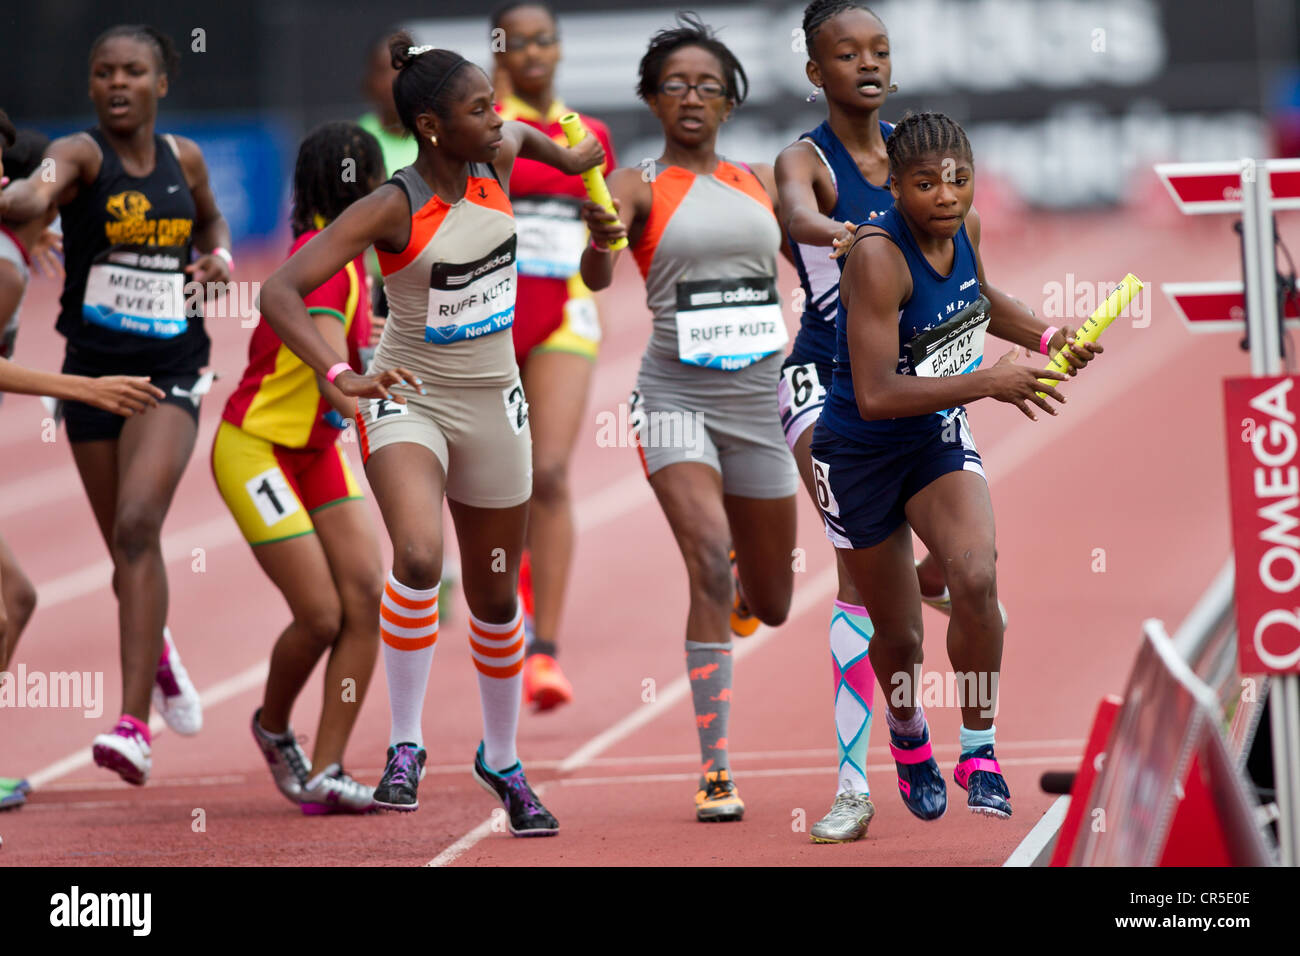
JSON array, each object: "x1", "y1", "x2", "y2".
[
  {"x1": 1039, "y1": 326, "x2": 1060, "y2": 356},
  {"x1": 325, "y1": 362, "x2": 351, "y2": 384}
]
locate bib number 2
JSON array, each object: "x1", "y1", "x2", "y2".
[{"x1": 503, "y1": 383, "x2": 528, "y2": 435}]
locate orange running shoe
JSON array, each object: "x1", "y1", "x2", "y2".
[
  {"x1": 729, "y1": 550, "x2": 759, "y2": 637},
  {"x1": 522, "y1": 653, "x2": 574, "y2": 712}
]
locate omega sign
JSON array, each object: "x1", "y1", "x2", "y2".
[{"x1": 1224, "y1": 375, "x2": 1300, "y2": 673}]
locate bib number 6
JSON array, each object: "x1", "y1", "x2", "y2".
[
  {"x1": 811, "y1": 456, "x2": 839, "y2": 517},
  {"x1": 781, "y1": 362, "x2": 825, "y2": 417}
]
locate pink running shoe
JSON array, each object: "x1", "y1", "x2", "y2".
[
  {"x1": 153, "y1": 627, "x2": 202, "y2": 736},
  {"x1": 92, "y1": 717, "x2": 151, "y2": 786}
]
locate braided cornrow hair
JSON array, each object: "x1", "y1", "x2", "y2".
[
  {"x1": 90, "y1": 24, "x2": 181, "y2": 77},
  {"x1": 885, "y1": 111, "x2": 972, "y2": 177},
  {"x1": 802, "y1": 0, "x2": 881, "y2": 59},
  {"x1": 290, "y1": 122, "x2": 384, "y2": 237}
]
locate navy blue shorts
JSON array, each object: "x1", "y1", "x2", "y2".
[{"x1": 808, "y1": 411, "x2": 986, "y2": 549}]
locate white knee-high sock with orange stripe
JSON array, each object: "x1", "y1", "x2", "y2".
[
  {"x1": 380, "y1": 574, "x2": 439, "y2": 748},
  {"x1": 468, "y1": 606, "x2": 525, "y2": 772}
]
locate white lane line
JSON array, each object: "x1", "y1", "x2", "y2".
[
  {"x1": 425, "y1": 335, "x2": 1188, "y2": 866},
  {"x1": 20, "y1": 460, "x2": 652, "y2": 790},
  {"x1": 35, "y1": 738, "x2": 1085, "y2": 792},
  {"x1": 0, "y1": 418, "x2": 222, "y2": 520},
  {"x1": 24, "y1": 660, "x2": 268, "y2": 790},
  {"x1": 556, "y1": 754, "x2": 1083, "y2": 788},
  {"x1": 37, "y1": 515, "x2": 242, "y2": 610},
  {"x1": 1003, "y1": 795, "x2": 1071, "y2": 867},
  {"x1": 424, "y1": 782, "x2": 554, "y2": 868}
]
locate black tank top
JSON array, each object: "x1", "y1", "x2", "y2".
[{"x1": 58, "y1": 128, "x2": 209, "y2": 373}]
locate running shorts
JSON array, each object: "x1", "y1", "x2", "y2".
[{"x1": 212, "y1": 420, "x2": 363, "y2": 546}]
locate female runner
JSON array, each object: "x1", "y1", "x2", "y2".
[
  {"x1": 492, "y1": 1, "x2": 617, "y2": 712},
  {"x1": 215, "y1": 122, "x2": 386, "y2": 814},
  {"x1": 0, "y1": 25, "x2": 230, "y2": 784},
  {"x1": 257, "y1": 35, "x2": 603, "y2": 835},
  {"x1": 811, "y1": 111, "x2": 1098, "y2": 820},
  {"x1": 580, "y1": 14, "x2": 798, "y2": 822}
]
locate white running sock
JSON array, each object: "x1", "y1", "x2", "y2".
[
  {"x1": 469, "y1": 605, "x2": 525, "y2": 772},
  {"x1": 380, "y1": 574, "x2": 439, "y2": 748}
]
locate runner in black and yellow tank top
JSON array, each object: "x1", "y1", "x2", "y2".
[
  {"x1": 0, "y1": 25, "x2": 232, "y2": 787},
  {"x1": 257, "y1": 33, "x2": 604, "y2": 836}
]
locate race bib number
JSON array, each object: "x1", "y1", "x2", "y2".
[
  {"x1": 674, "y1": 276, "x2": 788, "y2": 371},
  {"x1": 514, "y1": 196, "x2": 586, "y2": 279},
  {"x1": 906, "y1": 296, "x2": 991, "y2": 379},
  {"x1": 245, "y1": 466, "x2": 301, "y2": 528},
  {"x1": 425, "y1": 236, "x2": 517, "y2": 344},
  {"x1": 502, "y1": 382, "x2": 529, "y2": 435},
  {"x1": 810, "y1": 456, "x2": 839, "y2": 518},
  {"x1": 367, "y1": 397, "x2": 409, "y2": 423},
  {"x1": 563, "y1": 296, "x2": 602, "y2": 343},
  {"x1": 779, "y1": 362, "x2": 826, "y2": 417},
  {"x1": 82, "y1": 245, "x2": 188, "y2": 339}
]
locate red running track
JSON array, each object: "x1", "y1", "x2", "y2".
[{"x1": 0, "y1": 206, "x2": 1284, "y2": 866}]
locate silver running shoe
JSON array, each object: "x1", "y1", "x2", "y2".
[
  {"x1": 300, "y1": 763, "x2": 374, "y2": 815},
  {"x1": 810, "y1": 792, "x2": 876, "y2": 844},
  {"x1": 250, "y1": 708, "x2": 311, "y2": 805},
  {"x1": 916, "y1": 559, "x2": 1009, "y2": 628}
]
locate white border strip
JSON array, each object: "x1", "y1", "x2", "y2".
[{"x1": 1003, "y1": 794, "x2": 1071, "y2": 867}]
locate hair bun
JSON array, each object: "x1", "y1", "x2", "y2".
[{"x1": 388, "y1": 30, "x2": 416, "y2": 70}]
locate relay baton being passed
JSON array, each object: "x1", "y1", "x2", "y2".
[
  {"x1": 559, "y1": 112, "x2": 627, "y2": 251},
  {"x1": 1036, "y1": 273, "x2": 1143, "y2": 398}
]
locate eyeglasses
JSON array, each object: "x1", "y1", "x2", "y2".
[
  {"x1": 657, "y1": 79, "x2": 727, "y2": 100},
  {"x1": 504, "y1": 33, "x2": 559, "y2": 53}
]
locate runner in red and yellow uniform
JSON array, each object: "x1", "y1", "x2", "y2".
[
  {"x1": 492, "y1": 2, "x2": 617, "y2": 712},
  {"x1": 212, "y1": 122, "x2": 386, "y2": 815}
]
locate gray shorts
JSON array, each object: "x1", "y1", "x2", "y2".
[
  {"x1": 355, "y1": 377, "x2": 532, "y2": 509},
  {"x1": 632, "y1": 350, "x2": 798, "y2": 499}
]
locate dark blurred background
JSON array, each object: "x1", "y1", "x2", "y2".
[{"x1": 3, "y1": 0, "x2": 1298, "y2": 244}]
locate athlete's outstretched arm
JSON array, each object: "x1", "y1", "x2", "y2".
[
  {"x1": 0, "y1": 358, "x2": 163, "y2": 413},
  {"x1": 842, "y1": 230, "x2": 1066, "y2": 421},
  {"x1": 968, "y1": 208, "x2": 1098, "y2": 375},
  {"x1": 0, "y1": 134, "x2": 98, "y2": 223},
  {"x1": 258, "y1": 185, "x2": 422, "y2": 402},
  {"x1": 774, "y1": 142, "x2": 854, "y2": 254},
  {"x1": 750, "y1": 162, "x2": 795, "y2": 267},
  {"x1": 499, "y1": 120, "x2": 604, "y2": 182},
  {"x1": 578, "y1": 166, "x2": 649, "y2": 291},
  {"x1": 175, "y1": 137, "x2": 232, "y2": 286}
]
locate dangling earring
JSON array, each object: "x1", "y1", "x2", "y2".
[
  {"x1": 806, "y1": 87, "x2": 820, "y2": 103},
  {"x1": 429, "y1": 134, "x2": 439, "y2": 147},
  {"x1": 888, "y1": 83, "x2": 899, "y2": 93}
]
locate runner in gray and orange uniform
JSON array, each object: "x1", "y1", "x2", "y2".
[
  {"x1": 257, "y1": 34, "x2": 604, "y2": 837},
  {"x1": 580, "y1": 14, "x2": 798, "y2": 823}
]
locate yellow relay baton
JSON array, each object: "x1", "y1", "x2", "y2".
[
  {"x1": 559, "y1": 112, "x2": 627, "y2": 252},
  {"x1": 1036, "y1": 273, "x2": 1143, "y2": 398}
]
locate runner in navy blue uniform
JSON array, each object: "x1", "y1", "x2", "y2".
[{"x1": 810, "y1": 111, "x2": 1100, "y2": 821}]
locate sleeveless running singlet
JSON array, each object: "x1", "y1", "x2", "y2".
[
  {"x1": 373, "y1": 163, "x2": 519, "y2": 386},
  {"x1": 788, "y1": 119, "x2": 894, "y2": 372},
  {"x1": 58, "y1": 128, "x2": 206, "y2": 369},
  {"x1": 820, "y1": 205, "x2": 983, "y2": 443},
  {"x1": 633, "y1": 159, "x2": 786, "y2": 374}
]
